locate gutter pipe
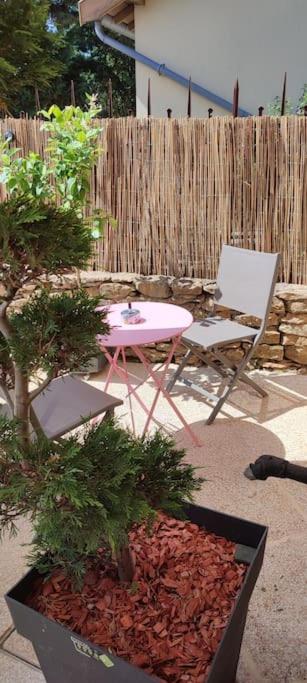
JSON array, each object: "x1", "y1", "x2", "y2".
[
  {"x1": 95, "y1": 21, "x2": 250, "y2": 116},
  {"x1": 101, "y1": 15, "x2": 135, "y2": 41}
]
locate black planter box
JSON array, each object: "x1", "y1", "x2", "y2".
[{"x1": 5, "y1": 504, "x2": 267, "y2": 683}]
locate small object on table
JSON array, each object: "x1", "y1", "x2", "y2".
[{"x1": 121, "y1": 301, "x2": 142, "y2": 325}]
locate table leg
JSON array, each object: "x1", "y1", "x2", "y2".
[
  {"x1": 104, "y1": 346, "x2": 121, "y2": 392},
  {"x1": 121, "y1": 346, "x2": 136, "y2": 435},
  {"x1": 132, "y1": 340, "x2": 201, "y2": 447},
  {"x1": 100, "y1": 345, "x2": 163, "y2": 431}
]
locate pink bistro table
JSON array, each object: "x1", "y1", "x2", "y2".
[{"x1": 96, "y1": 301, "x2": 199, "y2": 446}]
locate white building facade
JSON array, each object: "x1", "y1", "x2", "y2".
[
  {"x1": 79, "y1": 0, "x2": 307, "y2": 117},
  {"x1": 134, "y1": 0, "x2": 307, "y2": 117}
]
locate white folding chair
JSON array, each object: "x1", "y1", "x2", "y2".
[{"x1": 167, "y1": 245, "x2": 280, "y2": 424}]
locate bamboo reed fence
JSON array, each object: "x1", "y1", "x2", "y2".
[{"x1": 1, "y1": 115, "x2": 307, "y2": 283}]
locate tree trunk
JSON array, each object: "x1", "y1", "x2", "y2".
[
  {"x1": 14, "y1": 367, "x2": 31, "y2": 448},
  {"x1": 115, "y1": 545, "x2": 135, "y2": 583}
]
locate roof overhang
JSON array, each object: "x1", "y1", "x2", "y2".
[{"x1": 78, "y1": 0, "x2": 145, "y2": 29}]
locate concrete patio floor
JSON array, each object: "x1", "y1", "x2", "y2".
[{"x1": 0, "y1": 365, "x2": 306, "y2": 682}]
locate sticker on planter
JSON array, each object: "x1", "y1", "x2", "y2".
[
  {"x1": 100, "y1": 655, "x2": 114, "y2": 668},
  {"x1": 71, "y1": 636, "x2": 114, "y2": 668}
]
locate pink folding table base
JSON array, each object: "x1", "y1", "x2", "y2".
[{"x1": 97, "y1": 302, "x2": 200, "y2": 447}]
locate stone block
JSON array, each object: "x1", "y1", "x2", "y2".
[
  {"x1": 280, "y1": 314, "x2": 307, "y2": 338},
  {"x1": 224, "y1": 348, "x2": 245, "y2": 362},
  {"x1": 171, "y1": 278, "x2": 203, "y2": 301},
  {"x1": 39, "y1": 273, "x2": 67, "y2": 289},
  {"x1": 136, "y1": 276, "x2": 171, "y2": 299},
  {"x1": 8, "y1": 298, "x2": 28, "y2": 312},
  {"x1": 280, "y1": 323, "x2": 307, "y2": 337},
  {"x1": 285, "y1": 346, "x2": 307, "y2": 364},
  {"x1": 262, "y1": 330, "x2": 280, "y2": 345},
  {"x1": 99, "y1": 283, "x2": 135, "y2": 301},
  {"x1": 261, "y1": 360, "x2": 295, "y2": 370},
  {"x1": 81, "y1": 271, "x2": 113, "y2": 285},
  {"x1": 282, "y1": 334, "x2": 307, "y2": 347},
  {"x1": 235, "y1": 314, "x2": 261, "y2": 328},
  {"x1": 83, "y1": 285, "x2": 101, "y2": 297},
  {"x1": 236, "y1": 313, "x2": 279, "y2": 327},
  {"x1": 255, "y1": 344, "x2": 284, "y2": 361},
  {"x1": 203, "y1": 282, "x2": 216, "y2": 295},
  {"x1": 286, "y1": 301, "x2": 307, "y2": 314},
  {"x1": 282, "y1": 313, "x2": 307, "y2": 324},
  {"x1": 275, "y1": 283, "x2": 307, "y2": 301},
  {"x1": 22, "y1": 283, "x2": 37, "y2": 294},
  {"x1": 110, "y1": 273, "x2": 138, "y2": 284},
  {"x1": 270, "y1": 297, "x2": 285, "y2": 315}
]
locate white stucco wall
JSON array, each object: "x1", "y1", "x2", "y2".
[{"x1": 134, "y1": 0, "x2": 307, "y2": 117}]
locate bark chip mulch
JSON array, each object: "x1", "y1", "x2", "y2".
[{"x1": 30, "y1": 513, "x2": 247, "y2": 682}]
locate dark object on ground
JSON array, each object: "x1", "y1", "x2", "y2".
[{"x1": 244, "y1": 455, "x2": 307, "y2": 484}]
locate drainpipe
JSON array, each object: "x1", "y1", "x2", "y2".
[
  {"x1": 94, "y1": 21, "x2": 250, "y2": 117},
  {"x1": 101, "y1": 15, "x2": 135, "y2": 41}
]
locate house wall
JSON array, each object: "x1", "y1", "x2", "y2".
[{"x1": 134, "y1": 0, "x2": 307, "y2": 117}]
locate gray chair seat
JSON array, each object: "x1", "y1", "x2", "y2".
[
  {"x1": 182, "y1": 317, "x2": 258, "y2": 350},
  {"x1": 32, "y1": 375, "x2": 122, "y2": 440}
]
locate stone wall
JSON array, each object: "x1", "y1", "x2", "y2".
[{"x1": 13, "y1": 273, "x2": 307, "y2": 371}]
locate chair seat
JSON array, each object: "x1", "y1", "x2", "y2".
[
  {"x1": 32, "y1": 375, "x2": 122, "y2": 440},
  {"x1": 182, "y1": 316, "x2": 258, "y2": 350}
]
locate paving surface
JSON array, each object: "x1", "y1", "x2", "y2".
[{"x1": 0, "y1": 366, "x2": 306, "y2": 683}]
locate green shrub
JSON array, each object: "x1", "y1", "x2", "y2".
[{"x1": 0, "y1": 418, "x2": 203, "y2": 586}]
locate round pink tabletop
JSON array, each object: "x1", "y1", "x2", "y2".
[{"x1": 96, "y1": 302, "x2": 193, "y2": 347}]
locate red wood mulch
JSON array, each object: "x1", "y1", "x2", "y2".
[{"x1": 30, "y1": 513, "x2": 247, "y2": 683}]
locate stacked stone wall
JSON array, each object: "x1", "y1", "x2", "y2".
[{"x1": 10, "y1": 274, "x2": 307, "y2": 371}]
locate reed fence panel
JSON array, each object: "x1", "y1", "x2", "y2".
[{"x1": 1, "y1": 116, "x2": 306, "y2": 283}]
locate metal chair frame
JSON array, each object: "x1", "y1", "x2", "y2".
[{"x1": 167, "y1": 246, "x2": 280, "y2": 424}]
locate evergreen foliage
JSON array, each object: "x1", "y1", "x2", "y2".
[
  {"x1": 0, "y1": 0, "x2": 62, "y2": 114},
  {"x1": 0, "y1": 0, "x2": 135, "y2": 116},
  {"x1": 0, "y1": 417, "x2": 203, "y2": 585},
  {"x1": 0, "y1": 198, "x2": 93, "y2": 295},
  {"x1": 9, "y1": 289, "x2": 104, "y2": 376}
]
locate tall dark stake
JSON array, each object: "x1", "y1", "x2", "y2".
[
  {"x1": 147, "y1": 78, "x2": 151, "y2": 117},
  {"x1": 34, "y1": 86, "x2": 41, "y2": 114},
  {"x1": 70, "y1": 80, "x2": 76, "y2": 107},
  {"x1": 187, "y1": 77, "x2": 192, "y2": 118},
  {"x1": 108, "y1": 79, "x2": 113, "y2": 118},
  {"x1": 281, "y1": 72, "x2": 287, "y2": 116},
  {"x1": 232, "y1": 79, "x2": 239, "y2": 118}
]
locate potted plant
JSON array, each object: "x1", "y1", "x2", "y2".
[{"x1": 1, "y1": 416, "x2": 267, "y2": 683}]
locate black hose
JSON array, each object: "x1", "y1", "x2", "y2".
[{"x1": 244, "y1": 454, "x2": 307, "y2": 485}]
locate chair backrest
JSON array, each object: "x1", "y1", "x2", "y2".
[{"x1": 214, "y1": 245, "x2": 280, "y2": 324}]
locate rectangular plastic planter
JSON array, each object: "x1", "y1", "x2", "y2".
[{"x1": 6, "y1": 504, "x2": 267, "y2": 683}]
